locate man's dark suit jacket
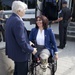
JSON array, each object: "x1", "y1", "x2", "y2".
[{"x1": 5, "y1": 13, "x2": 33, "y2": 62}]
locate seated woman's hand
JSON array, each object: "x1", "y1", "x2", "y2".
[
  {"x1": 32, "y1": 48, "x2": 37, "y2": 55},
  {"x1": 55, "y1": 54, "x2": 58, "y2": 60}
]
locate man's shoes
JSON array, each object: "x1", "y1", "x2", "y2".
[
  {"x1": 0, "y1": 38, "x2": 2, "y2": 42},
  {"x1": 57, "y1": 46, "x2": 65, "y2": 49}
]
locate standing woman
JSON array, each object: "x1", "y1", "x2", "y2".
[
  {"x1": 5, "y1": 1, "x2": 37, "y2": 75},
  {"x1": 29, "y1": 15, "x2": 58, "y2": 60}
]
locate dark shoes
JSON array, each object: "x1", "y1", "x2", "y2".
[
  {"x1": 57, "y1": 46, "x2": 65, "y2": 49},
  {"x1": 0, "y1": 38, "x2": 2, "y2": 42}
]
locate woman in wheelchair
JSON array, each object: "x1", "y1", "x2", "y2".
[{"x1": 29, "y1": 15, "x2": 58, "y2": 75}]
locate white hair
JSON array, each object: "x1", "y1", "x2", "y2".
[{"x1": 12, "y1": 1, "x2": 28, "y2": 13}]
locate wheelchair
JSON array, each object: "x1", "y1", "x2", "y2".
[{"x1": 28, "y1": 49, "x2": 57, "y2": 75}]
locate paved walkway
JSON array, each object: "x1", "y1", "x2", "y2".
[
  {"x1": 51, "y1": 22, "x2": 75, "y2": 75},
  {"x1": 55, "y1": 39, "x2": 75, "y2": 75},
  {"x1": 0, "y1": 41, "x2": 14, "y2": 75},
  {"x1": 0, "y1": 39, "x2": 75, "y2": 75}
]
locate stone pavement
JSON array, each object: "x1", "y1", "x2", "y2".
[
  {"x1": 51, "y1": 22, "x2": 75, "y2": 75},
  {"x1": 55, "y1": 39, "x2": 75, "y2": 75},
  {"x1": 0, "y1": 39, "x2": 75, "y2": 75},
  {"x1": 0, "y1": 41, "x2": 14, "y2": 75}
]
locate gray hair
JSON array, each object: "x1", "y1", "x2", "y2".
[{"x1": 12, "y1": 1, "x2": 28, "y2": 13}]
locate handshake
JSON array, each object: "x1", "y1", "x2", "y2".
[{"x1": 30, "y1": 41, "x2": 37, "y2": 55}]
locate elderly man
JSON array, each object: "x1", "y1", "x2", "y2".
[{"x1": 5, "y1": 1, "x2": 37, "y2": 75}]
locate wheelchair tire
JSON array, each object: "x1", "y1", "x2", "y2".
[
  {"x1": 54, "y1": 59, "x2": 57, "y2": 72},
  {"x1": 51, "y1": 59, "x2": 57, "y2": 75}
]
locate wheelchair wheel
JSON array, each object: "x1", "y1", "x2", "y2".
[
  {"x1": 54, "y1": 59, "x2": 57, "y2": 72},
  {"x1": 48, "y1": 56, "x2": 57, "y2": 72},
  {"x1": 29, "y1": 62, "x2": 37, "y2": 75},
  {"x1": 51, "y1": 59, "x2": 57, "y2": 75}
]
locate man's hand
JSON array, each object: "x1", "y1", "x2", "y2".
[
  {"x1": 0, "y1": 18, "x2": 5, "y2": 21},
  {"x1": 30, "y1": 41, "x2": 34, "y2": 46},
  {"x1": 32, "y1": 48, "x2": 37, "y2": 55},
  {"x1": 52, "y1": 21, "x2": 55, "y2": 23}
]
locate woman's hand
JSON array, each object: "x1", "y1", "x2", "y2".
[{"x1": 55, "y1": 54, "x2": 58, "y2": 60}]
